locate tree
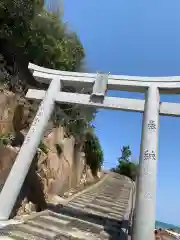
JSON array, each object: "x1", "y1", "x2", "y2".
[
  {"x1": 0, "y1": 0, "x2": 44, "y2": 42},
  {"x1": 112, "y1": 145, "x2": 138, "y2": 181},
  {"x1": 0, "y1": 0, "x2": 87, "y2": 120},
  {"x1": 0, "y1": 1, "x2": 84, "y2": 92},
  {"x1": 25, "y1": 9, "x2": 85, "y2": 71},
  {"x1": 84, "y1": 131, "x2": 104, "y2": 177},
  {"x1": 119, "y1": 145, "x2": 132, "y2": 162},
  {"x1": 0, "y1": 0, "x2": 44, "y2": 92}
]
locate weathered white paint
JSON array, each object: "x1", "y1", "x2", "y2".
[
  {"x1": 0, "y1": 78, "x2": 61, "y2": 220},
  {"x1": 133, "y1": 86, "x2": 160, "y2": 240},
  {"x1": 29, "y1": 62, "x2": 180, "y2": 82},
  {"x1": 32, "y1": 70, "x2": 149, "y2": 92},
  {"x1": 26, "y1": 89, "x2": 180, "y2": 117},
  {"x1": 29, "y1": 63, "x2": 180, "y2": 93}
]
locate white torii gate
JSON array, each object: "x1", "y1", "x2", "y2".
[{"x1": 0, "y1": 63, "x2": 180, "y2": 240}]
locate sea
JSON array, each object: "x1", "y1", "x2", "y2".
[{"x1": 156, "y1": 221, "x2": 180, "y2": 230}]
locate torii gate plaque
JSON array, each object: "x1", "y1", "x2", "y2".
[{"x1": 0, "y1": 63, "x2": 180, "y2": 240}]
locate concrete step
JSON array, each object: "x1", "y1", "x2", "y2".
[
  {"x1": 73, "y1": 195, "x2": 95, "y2": 199},
  {"x1": 76, "y1": 195, "x2": 96, "y2": 200},
  {"x1": 71, "y1": 197, "x2": 95, "y2": 202},
  {"x1": 85, "y1": 203, "x2": 125, "y2": 216},
  {"x1": 92, "y1": 201, "x2": 127, "y2": 211},
  {"x1": 68, "y1": 202, "x2": 86, "y2": 208},
  {"x1": 10, "y1": 223, "x2": 56, "y2": 239},
  {"x1": 49, "y1": 209, "x2": 106, "y2": 226},
  {"x1": 43, "y1": 213, "x2": 74, "y2": 224},
  {"x1": 0, "y1": 229, "x2": 45, "y2": 240},
  {"x1": 71, "y1": 199, "x2": 94, "y2": 203},
  {"x1": 95, "y1": 196, "x2": 118, "y2": 202},
  {"x1": 69, "y1": 200, "x2": 91, "y2": 206}
]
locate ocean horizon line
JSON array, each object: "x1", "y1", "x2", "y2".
[{"x1": 156, "y1": 220, "x2": 180, "y2": 230}]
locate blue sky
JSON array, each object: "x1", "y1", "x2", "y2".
[{"x1": 62, "y1": 0, "x2": 180, "y2": 225}]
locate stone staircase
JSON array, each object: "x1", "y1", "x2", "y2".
[{"x1": 0, "y1": 172, "x2": 135, "y2": 240}]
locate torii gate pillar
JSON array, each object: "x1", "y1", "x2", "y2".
[{"x1": 133, "y1": 86, "x2": 160, "y2": 240}]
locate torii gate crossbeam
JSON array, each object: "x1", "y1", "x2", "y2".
[{"x1": 0, "y1": 63, "x2": 180, "y2": 240}]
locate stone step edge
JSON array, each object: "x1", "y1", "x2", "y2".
[
  {"x1": 47, "y1": 211, "x2": 104, "y2": 229},
  {"x1": 48, "y1": 173, "x2": 109, "y2": 207}
]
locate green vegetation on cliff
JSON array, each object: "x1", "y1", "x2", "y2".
[
  {"x1": 0, "y1": 0, "x2": 103, "y2": 173},
  {"x1": 84, "y1": 131, "x2": 104, "y2": 176},
  {"x1": 0, "y1": 0, "x2": 84, "y2": 90}
]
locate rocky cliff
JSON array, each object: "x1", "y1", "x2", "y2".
[{"x1": 0, "y1": 90, "x2": 99, "y2": 217}]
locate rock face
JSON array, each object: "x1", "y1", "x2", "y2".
[
  {"x1": 0, "y1": 90, "x2": 98, "y2": 217},
  {"x1": 37, "y1": 127, "x2": 91, "y2": 197},
  {"x1": 0, "y1": 145, "x2": 17, "y2": 191},
  {"x1": 0, "y1": 90, "x2": 30, "y2": 135}
]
